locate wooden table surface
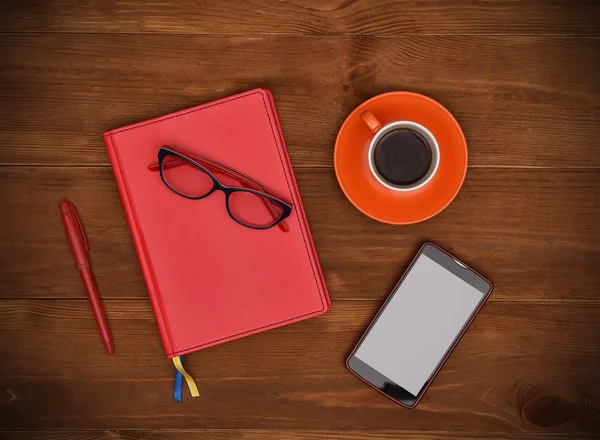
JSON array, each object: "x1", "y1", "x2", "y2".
[{"x1": 1, "y1": 1, "x2": 599, "y2": 439}]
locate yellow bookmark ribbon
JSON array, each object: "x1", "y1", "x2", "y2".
[{"x1": 172, "y1": 356, "x2": 199, "y2": 397}]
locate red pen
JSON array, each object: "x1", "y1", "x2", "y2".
[{"x1": 60, "y1": 200, "x2": 114, "y2": 355}]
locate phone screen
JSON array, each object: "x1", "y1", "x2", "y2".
[{"x1": 348, "y1": 244, "x2": 492, "y2": 407}]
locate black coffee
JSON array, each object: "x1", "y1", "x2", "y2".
[{"x1": 373, "y1": 129, "x2": 432, "y2": 186}]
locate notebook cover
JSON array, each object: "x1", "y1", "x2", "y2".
[{"x1": 104, "y1": 89, "x2": 331, "y2": 358}]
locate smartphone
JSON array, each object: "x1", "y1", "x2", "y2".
[{"x1": 346, "y1": 243, "x2": 493, "y2": 408}]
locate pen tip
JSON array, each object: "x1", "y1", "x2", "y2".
[{"x1": 106, "y1": 342, "x2": 115, "y2": 355}]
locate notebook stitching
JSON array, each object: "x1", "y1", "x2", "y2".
[
  {"x1": 168, "y1": 306, "x2": 325, "y2": 356},
  {"x1": 107, "y1": 90, "x2": 325, "y2": 356},
  {"x1": 109, "y1": 93, "x2": 259, "y2": 134}
]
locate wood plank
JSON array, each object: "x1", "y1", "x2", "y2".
[
  {"x1": 1, "y1": 167, "x2": 598, "y2": 301},
  {"x1": 0, "y1": 0, "x2": 598, "y2": 35},
  {"x1": 2, "y1": 430, "x2": 597, "y2": 440},
  {"x1": 1, "y1": 35, "x2": 599, "y2": 167},
  {"x1": 1, "y1": 300, "x2": 599, "y2": 431}
]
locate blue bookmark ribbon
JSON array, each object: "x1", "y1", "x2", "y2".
[{"x1": 174, "y1": 357, "x2": 183, "y2": 402}]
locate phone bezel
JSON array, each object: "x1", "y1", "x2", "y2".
[{"x1": 346, "y1": 242, "x2": 493, "y2": 408}]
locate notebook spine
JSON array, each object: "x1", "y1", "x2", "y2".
[{"x1": 103, "y1": 132, "x2": 174, "y2": 355}]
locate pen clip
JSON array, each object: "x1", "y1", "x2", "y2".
[{"x1": 72, "y1": 208, "x2": 89, "y2": 255}]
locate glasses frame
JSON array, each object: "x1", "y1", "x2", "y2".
[{"x1": 156, "y1": 147, "x2": 293, "y2": 231}]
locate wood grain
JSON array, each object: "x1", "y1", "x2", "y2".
[
  {"x1": 1, "y1": 167, "x2": 598, "y2": 301},
  {"x1": 1, "y1": 35, "x2": 598, "y2": 167},
  {"x1": 0, "y1": 0, "x2": 599, "y2": 35},
  {"x1": 2, "y1": 431, "x2": 597, "y2": 440},
  {"x1": 1, "y1": 1, "x2": 599, "y2": 438},
  {"x1": 1, "y1": 300, "x2": 599, "y2": 430}
]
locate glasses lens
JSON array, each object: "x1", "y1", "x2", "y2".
[
  {"x1": 162, "y1": 155, "x2": 214, "y2": 198},
  {"x1": 228, "y1": 190, "x2": 285, "y2": 228}
]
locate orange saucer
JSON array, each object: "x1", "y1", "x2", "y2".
[{"x1": 334, "y1": 92, "x2": 468, "y2": 224}]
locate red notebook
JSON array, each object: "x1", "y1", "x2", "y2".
[{"x1": 104, "y1": 89, "x2": 330, "y2": 358}]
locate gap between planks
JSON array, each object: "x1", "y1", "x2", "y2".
[
  {"x1": 0, "y1": 298, "x2": 598, "y2": 304},
  {"x1": 2, "y1": 164, "x2": 600, "y2": 170}
]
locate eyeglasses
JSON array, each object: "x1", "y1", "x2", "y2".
[{"x1": 148, "y1": 147, "x2": 292, "y2": 231}]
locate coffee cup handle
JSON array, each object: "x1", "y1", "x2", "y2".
[{"x1": 360, "y1": 110, "x2": 383, "y2": 134}]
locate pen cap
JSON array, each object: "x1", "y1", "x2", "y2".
[{"x1": 60, "y1": 200, "x2": 90, "y2": 265}]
